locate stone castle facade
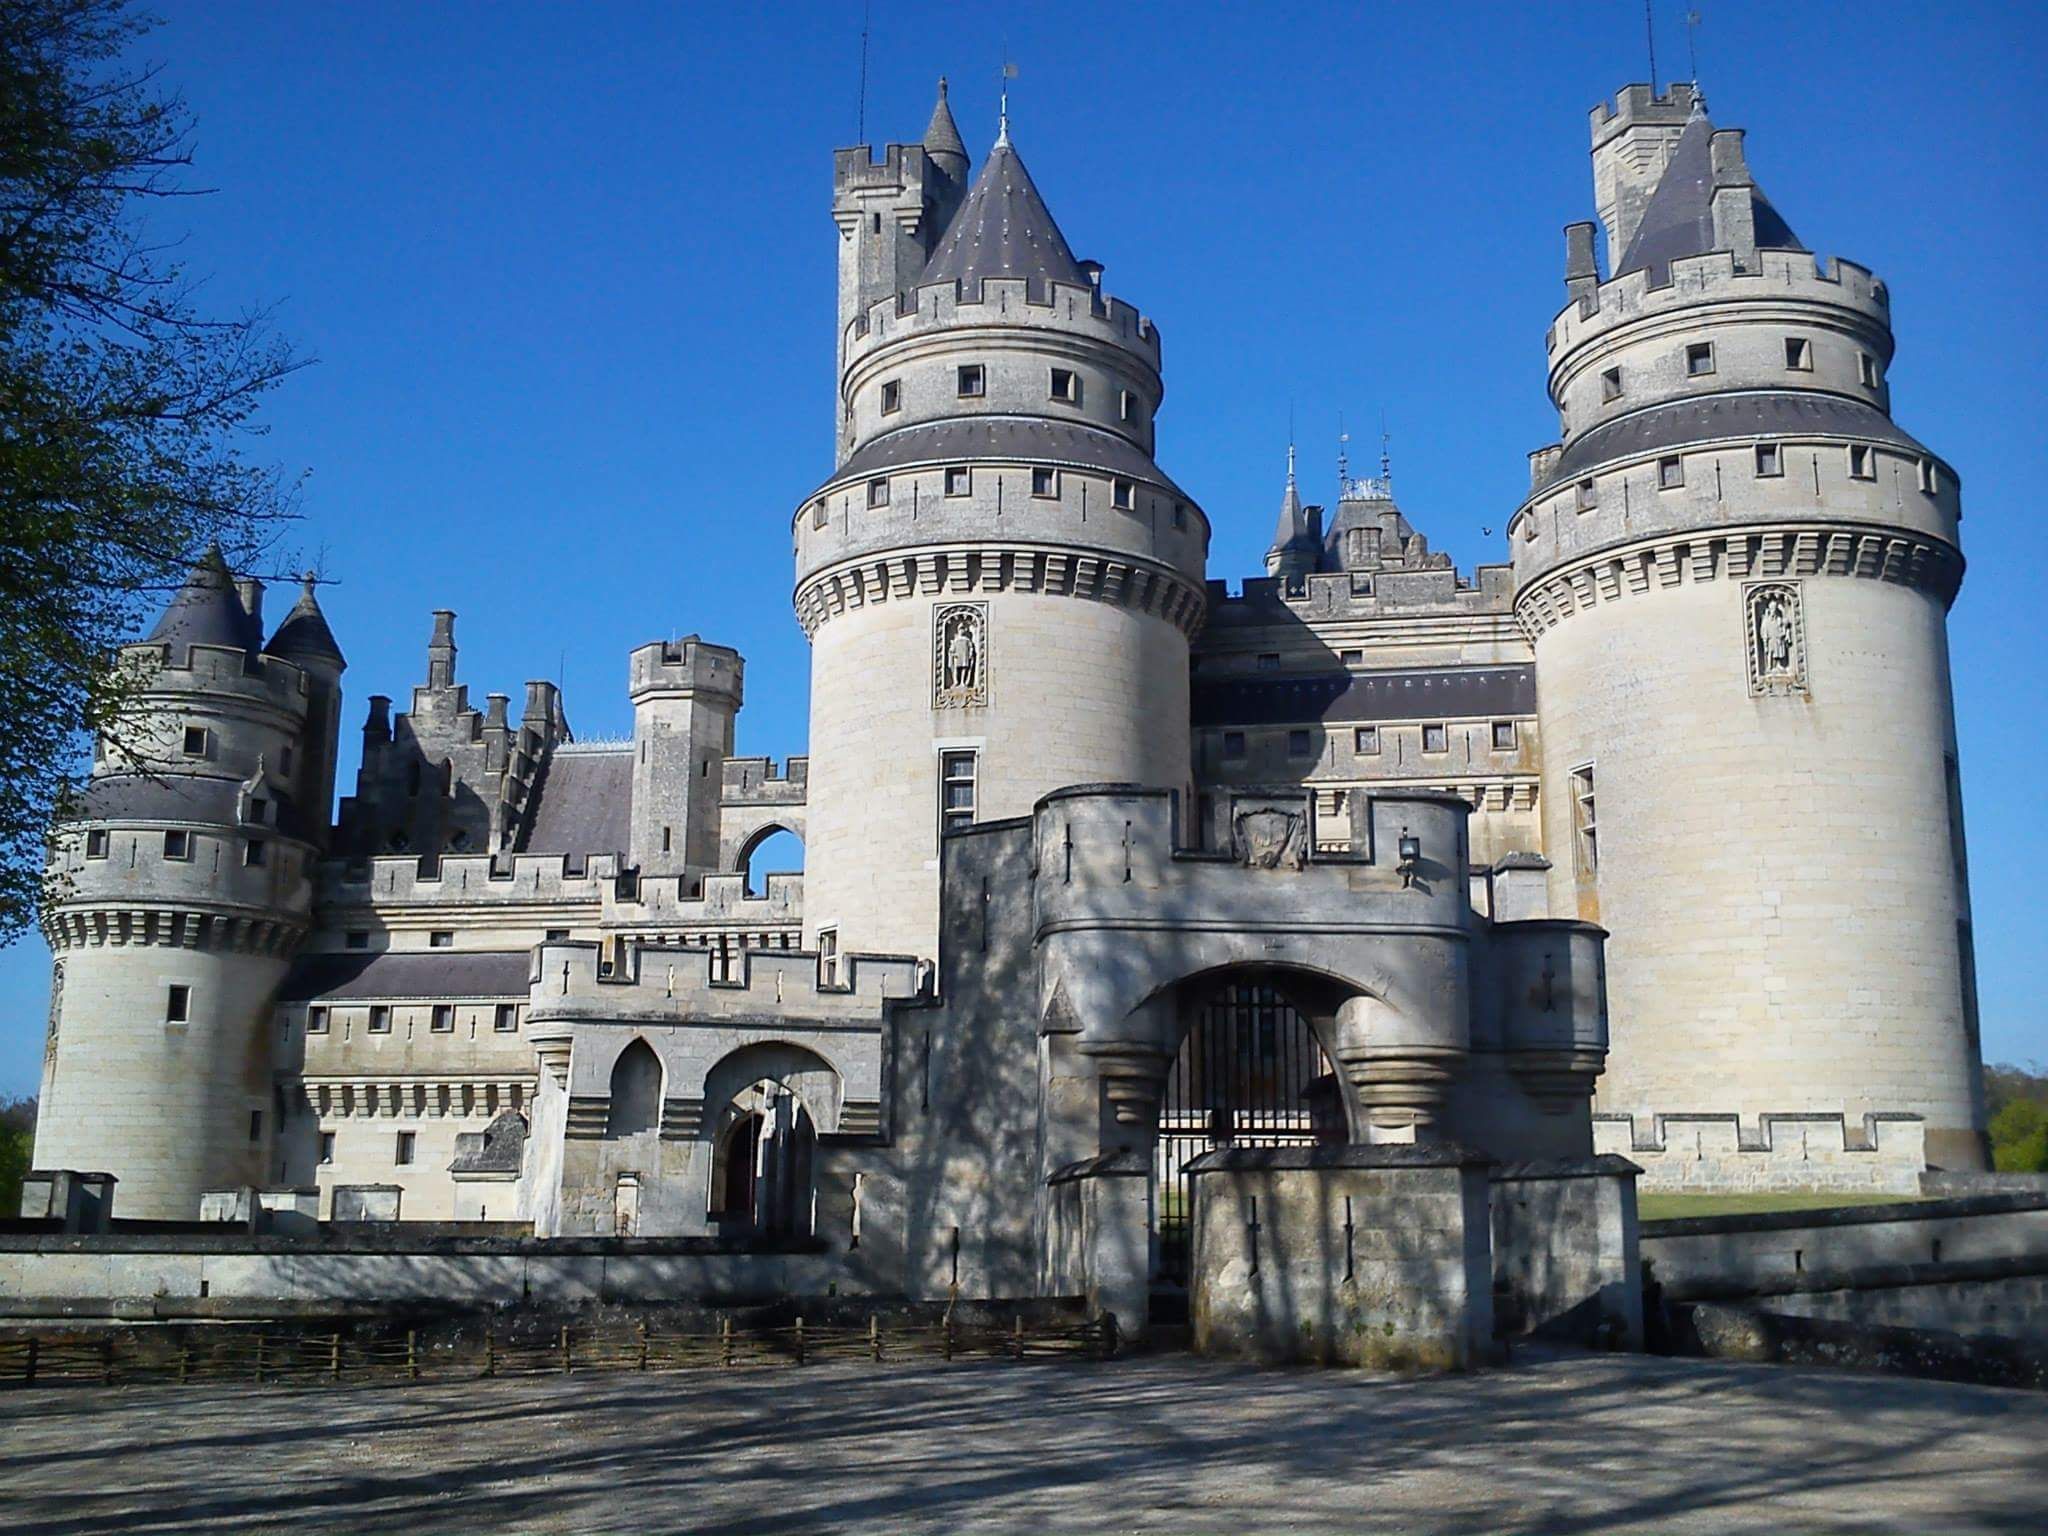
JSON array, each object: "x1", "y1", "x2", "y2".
[{"x1": 30, "y1": 81, "x2": 1984, "y2": 1273}]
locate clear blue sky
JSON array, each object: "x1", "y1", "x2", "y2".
[{"x1": 3, "y1": 0, "x2": 2043, "y2": 1096}]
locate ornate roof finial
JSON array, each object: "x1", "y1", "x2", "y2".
[{"x1": 997, "y1": 58, "x2": 1017, "y2": 147}]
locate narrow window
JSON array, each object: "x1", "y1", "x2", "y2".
[
  {"x1": 660, "y1": 825, "x2": 672, "y2": 853},
  {"x1": 279, "y1": 744, "x2": 294, "y2": 775},
  {"x1": 1848, "y1": 444, "x2": 1876, "y2": 480},
  {"x1": 1785, "y1": 337, "x2": 1812, "y2": 371},
  {"x1": 817, "y1": 928, "x2": 839, "y2": 986},
  {"x1": 182, "y1": 725, "x2": 208, "y2": 757},
  {"x1": 345, "y1": 930, "x2": 369, "y2": 950},
  {"x1": 1111, "y1": 478, "x2": 1135, "y2": 510},
  {"x1": 956, "y1": 364, "x2": 984, "y2": 398},
  {"x1": 429, "y1": 929, "x2": 453, "y2": 948},
  {"x1": 368, "y1": 1005, "x2": 391, "y2": 1034},
  {"x1": 1221, "y1": 731, "x2": 1247, "y2": 760},
  {"x1": 812, "y1": 499, "x2": 827, "y2": 529},
  {"x1": 395, "y1": 1131, "x2": 415, "y2": 1166},
  {"x1": 1859, "y1": 352, "x2": 1880, "y2": 387},
  {"x1": 879, "y1": 379, "x2": 901, "y2": 414},
  {"x1": 1918, "y1": 458, "x2": 1938, "y2": 494},
  {"x1": 166, "y1": 984, "x2": 191, "y2": 1023},
  {"x1": 1600, "y1": 366, "x2": 1622, "y2": 402},
  {"x1": 1287, "y1": 729, "x2": 1313, "y2": 758},
  {"x1": 1119, "y1": 388, "x2": 1136, "y2": 422},
  {"x1": 1570, "y1": 765, "x2": 1598, "y2": 876},
  {"x1": 163, "y1": 829, "x2": 190, "y2": 861},
  {"x1": 1492, "y1": 721, "x2": 1518, "y2": 751},
  {"x1": 939, "y1": 749, "x2": 978, "y2": 835},
  {"x1": 249, "y1": 1110, "x2": 263, "y2": 1143},
  {"x1": 494, "y1": 1003, "x2": 517, "y2": 1033},
  {"x1": 249, "y1": 796, "x2": 269, "y2": 826},
  {"x1": 308, "y1": 1006, "x2": 329, "y2": 1035},
  {"x1": 85, "y1": 829, "x2": 108, "y2": 859},
  {"x1": 945, "y1": 466, "x2": 971, "y2": 497},
  {"x1": 431, "y1": 1004, "x2": 453, "y2": 1033},
  {"x1": 1754, "y1": 444, "x2": 1783, "y2": 478},
  {"x1": 319, "y1": 1132, "x2": 335, "y2": 1165},
  {"x1": 1354, "y1": 726, "x2": 1380, "y2": 755},
  {"x1": 1422, "y1": 723, "x2": 1448, "y2": 753},
  {"x1": 1171, "y1": 504, "x2": 1186, "y2": 529},
  {"x1": 1049, "y1": 367, "x2": 1080, "y2": 404},
  {"x1": 866, "y1": 477, "x2": 889, "y2": 508},
  {"x1": 244, "y1": 838, "x2": 267, "y2": 867},
  {"x1": 1658, "y1": 456, "x2": 1685, "y2": 489},
  {"x1": 1031, "y1": 467, "x2": 1058, "y2": 498},
  {"x1": 1685, "y1": 341, "x2": 1715, "y2": 376},
  {"x1": 1575, "y1": 479, "x2": 1596, "y2": 511}
]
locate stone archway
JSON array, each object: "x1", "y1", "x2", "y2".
[{"x1": 699, "y1": 1041, "x2": 840, "y2": 1238}]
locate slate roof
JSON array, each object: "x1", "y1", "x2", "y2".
[
  {"x1": 65, "y1": 773, "x2": 320, "y2": 840},
  {"x1": 264, "y1": 577, "x2": 346, "y2": 669},
  {"x1": 1615, "y1": 112, "x2": 1802, "y2": 282},
  {"x1": 521, "y1": 747, "x2": 632, "y2": 858},
  {"x1": 923, "y1": 80, "x2": 967, "y2": 165},
  {"x1": 919, "y1": 140, "x2": 1087, "y2": 299},
  {"x1": 1538, "y1": 391, "x2": 1931, "y2": 499},
  {"x1": 1194, "y1": 665, "x2": 1536, "y2": 728},
  {"x1": 278, "y1": 949, "x2": 532, "y2": 1003},
  {"x1": 829, "y1": 417, "x2": 1191, "y2": 501},
  {"x1": 146, "y1": 547, "x2": 259, "y2": 661}
]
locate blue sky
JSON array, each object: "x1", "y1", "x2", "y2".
[{"x1": 2, "y1": 0, "x2": 2043, "y2": 1095}]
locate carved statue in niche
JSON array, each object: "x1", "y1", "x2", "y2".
[
  {"x1": 933, "y1": 603, "x2": 988, "y2": 708},
  {"x1": 1744, "y1": 581, "x2": 1807, "y2": 696},
  {"x1": 1232, "y1": 807, "x2": 1307, "y2": 870}
]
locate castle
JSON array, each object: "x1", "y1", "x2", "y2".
[{"x1": 28, "y1": 81, "x2": 1984, "y2": 1307}]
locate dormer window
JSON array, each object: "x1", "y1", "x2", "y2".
[
  {"x1": 1111, "y1": 478, "x2": 1135, "y2": 510},
  {"x1": 1600, "y1": 366, "x2": 1622, "y2": 402},
  {"x1": 1785, "y1": 337, "x2": 1813, "y2": 371},
  {"x1": 182, "y1": 725, "x2": 208, "y2": 757},
  {"x1": 249, "y1": 796, "x2": 269, "y2": 826},
  {"x1": 1049, "y1": 368, "x2": 1081, "y2": 404},
  {"x1": 1030, "y1": 467, "x2": 1058, "y2": 498},
  {"x1": 956, "y1": 364, "x2": 984, "y2": 398},
  {"x1": 1685, "y1": 342, "x2": 1715, "y2": 376},
  {"x1": 945, "y1": 467, "x2": 971, "y2": 497},
  {"x1": 879, "y1": 379, "x2": 902, "y2": 414},
  {"x1": 867, "y1": 477, "x2": 889, "y2": 508}
]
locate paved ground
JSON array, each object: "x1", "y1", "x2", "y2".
[{"x1": 1, "y1": 1349, "x2": 2043, "y2": 1533}]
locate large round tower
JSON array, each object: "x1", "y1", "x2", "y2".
[
  {"x1": 798, "y1": 95, "x2": 1209, "y2": 958},
  {"x1": 33, "y1": 551, "x2": 339, "y2": 1217},
  {"x1": 1511, "y1": 85, "x2": 1984, "y2": 1178}
]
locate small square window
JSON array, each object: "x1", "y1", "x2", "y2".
[
  {"x1": 1654, "y1": 456, "x2": 1683, "y2": 489},
  {"x1": 368, "y1": 1005, "x2": 391, "y2": 1034},
  {"x1": 1049, "y1": 368, "x2": 1080, "y2": 404},
  {"x1": 249, "y1": 1110, "x2": 263, "y2": 1143},
  {"x1": 1859, "y1": 352, "x2": 1880, "y2": 387},
  {"x1": 494, "y1": 1004, "x2": 517, "y2": 1033},
  {"x1": 1340, "y1": 649, "x2": 1363, "y2": 666},
  {"x1": 1754, "y1": 444, "x2": 1783, "y2": 478},
  {"x1": 1421, "y1": 723, "x2": 1448, "y2": 753},
  {"x1": 164, "y1": 829, "x2": 190, "y2": 860},
  {"x1": 1221, "y1": 731, "x2": 1247, "y2": 760},
  {"x1": 1785, "y1": 337, "x2": 1813, "y2": 371},
  {"x1": 1492, "y1": 721, "x2": 1518, "y2": 751},
  {"x1": 879, "y1": 379, "x2": 901, "y2": 414},
  {"x1": 1031, "y1": 467, "x2": 1058, "y2": 498},
  {"x1": 182, "y1": 725, "x2": 208, "y2": 757},
  {"x1": 319, "y1": 1132, "x2": 335, "y2": 1166},
  {"x1": 1848, "y1": 445, "x2": 1875, "y2": 480},
  {"x1": 244, "y1": 838, "x2": 267, "y2": 867},
  {"x1": 85, "y1": 829, "x2": 108, "y2": 858},
  {"x1": 345, "y1": 930, "x2": 369, "y2": 950},
  {"x1": 308, "y1": 1006, "x2": 329, "y2": 1034},
  {"x1": 1171, "y1": 504, "x2": 1187, "y2": 529},
  {"x1": 1354, "y1": 726, "x2": 1380, "y2": 755},
  {"x1": 1288, "y1": 729, "x2": 1313, "y2": 758},
  {"x1": 544, "y1": 928, "x2": 569, "y2": 941},
  {"x1": 944, "y1": 466, "x2": 971, "y2": 497},
  {"x1": 812, "y1": 499, "x2": 827, "y2": 529},
  {"x1": 1575, "y1": 479, "x2": 1597, "y2": 512},
  {"x1": 956, "y1": 364, "x2": 984, "y2": 398},
  {"x1": 395, "y1": 1131, "x2": 415, "y2": 1166},
  {"x1": 431, "y1": 1004, "x2": 453, "y2": 1033},
  {"x1": 429, "y1": 930, "x2": 453, "y2": 948},
  {"x1": 866, "y1": 477, "x2": 890, "y2": 508},
  {"x1": 1600, "y1": 366, "x2": 1622, "y2": 402},
  {"x1": 1111, "y1": 478, "x2": 1135, "y2": 510},
  {"x1": 166, "y1": 984, "x2": 191, "y2": 1023},
  {"x1": 1685, "y1": 342, "x2": 1715, "y2": 376},
  {"x1": 249, "y1": 796, "x2": 269, "y2": 826},
  {"x1": 1256, "y1": 653, "x2": 1280, "y2": 670}
]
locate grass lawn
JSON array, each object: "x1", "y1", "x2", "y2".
[{"x1": 1637, "y1": 1190, "x2": 1925, "y2": 1222}]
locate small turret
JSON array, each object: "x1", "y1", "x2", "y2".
[
  {"x1": 265, "y1": 574, "x2": 346, "y2": 845},
  {"x1": 1265, "y1": 444, "x2": 1320, "y2": 583}
]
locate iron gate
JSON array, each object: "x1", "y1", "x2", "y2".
[{"x1": 1154, "y1": 982, "x2": 1332, "y2": 1290}]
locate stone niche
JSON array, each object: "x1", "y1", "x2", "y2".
[{"x1": 1187, "y1": 1145, "x2": 1496, "y2": 1370}]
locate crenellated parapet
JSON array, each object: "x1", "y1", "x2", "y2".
[
  {"x1": 603, "y1": 870, "x2": 801, "y2": 933},
  {"x1": 527, "y1": 938, "x2": 923, "y2": 1027},
  {"x1": 316, "y1": 849, "x2": 621, "y2": 907},
  {"x1": 721, "y1": 755, "x2": 807, "y2": 805},
  {"x1": 845, "y1": 275, "x2": 1160, "y2": 376}
]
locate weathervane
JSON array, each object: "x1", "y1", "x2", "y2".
[{"x1": 997, "y1": 54, "x2": 1017, "y2": 145}]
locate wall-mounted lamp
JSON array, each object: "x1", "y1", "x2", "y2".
[{"x1": 1397, "y1": 827, "x2": 1422, "y2": 888}]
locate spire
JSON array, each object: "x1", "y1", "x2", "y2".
[
  {"x1": 918, "y1": 133, "x2": 1088, "y2": 300},
  {"x1": 1271, "y1": 441, "x2": 1307, "y2": 549},
  {"x1": 924, "y1": 77, "x2": 968, "y2": 170},
  {"x1": 146, "y1": 544, "x2": 259, "y2": 660},
  {"x1": 1614, "y1": 109, "x2": 1802, "y2": 282},
  {"x1": 265, "y1": 571, "x2": 346, "y2": 672}
]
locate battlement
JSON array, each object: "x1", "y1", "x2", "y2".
[
  {"x1": 627, "y1": 637, "x2": 743, "y2": 703},
  {"x1": 832, "y1": 141, "x2": 937, "y2": 197},
  {"x1": 117, "y1": 640, "x2": 311, "y2": 713},
  {"x1": 844, "y1": 274, "x2": 1160, "y2": 375},
  {"x1": 1550, "y1": 248, "x2": 1891, "y2": 360},
  {"x1": 605, "y1": 870, "x2": 801, "y2": 929},
  {"x1": 1203, "y1": 562, "x2": 1516, "y2": 628},
  {"x1": 316, "y1": 850, "x2": 621, "y2": 907},
  {"x1": 721, "y1": 755, "x2": 808, "y2": 803},
  {"x1": 526, "y1": 937, "x2": 923, "y2": 1021},
  {"x1": 1589, "y1": 81, "x2": 1699, "y2": 142}
]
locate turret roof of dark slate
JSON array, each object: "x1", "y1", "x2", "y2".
[
  {"x1": 923, "y1": 80, "x2": 968, "y2": 164},
  {"x1": 919, "y1": 139, "x2": 1088, "y2": 299},
  {"x1": 145, "y1": 546, "x2": 259, "y2": 661},
  {"x1": 520, "y1": 746, "x2": 632, "y2": 859},
  {"x1": 1193, "y1": 665, "x2": 1536, "y2": 729},
  {"x1": 829, "y1": 417, "x2": 1191, "y2": 501},
  {"x1": 279, "y1": 949, "x2": 532, "y2": 1003},
  {"x1": 264, "y1": 577, "x2": 346, "y2": 669},
  {"x1": 63, "y1": 773, "x2": 320, "y2": 841},
  {"x1": 1615, "y1": 112, "x2": 1802, "y2": 283}
]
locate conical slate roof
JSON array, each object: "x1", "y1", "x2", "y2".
[
  {"x1": 1270, "y1": 445, "x2": 1309, "y2": 551},
  {"x1": 1615, "y1": 111, "x2": 1802, "y2": 282},
  {"x1": 923, "y1": 78, "x2": 968, "y2": 166},
  {"x1": 919, "y1": 138, "x2": 1088, "y2": 299},
  {"x1": 265, "y1": 573, "x2": 346, "y2": 670},
  {"x1": 146, "y1": 545, "x2": 258, "y2": 658}
]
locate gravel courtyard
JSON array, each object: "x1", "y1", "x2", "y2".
[{"x1": 0, "y1": 1348, "x2": 2043, "y2": 1534}]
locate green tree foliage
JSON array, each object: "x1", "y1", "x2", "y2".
[
  {"x1": 0, "y1": 1095, "x2": 33, "y2": 1215},
  {"x1": 0, "y1": 0, "x2": 299, "y2": 940},
  {"x1": 1985, "y1": 1063, "x2": 2048, "y2": 1173}
]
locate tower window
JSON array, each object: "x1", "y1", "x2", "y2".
[
  {"x1": 249, "y1": 796, "x2": 269, "y2": 826},
  {"x1": 84, "y1": 829, "x2": 108, "y2": 858},
  {"x1": 545, "y1": 928, "x2": 569, "y2": 941},
  {"x1": 1221, "y1": 731, "x2": 1247, "y2": 760},
  {"x1": 1600, "y1": 367, "x2": 1622, "y2": 402},
  {"x1": 945, "y1": 466, "x2": 971, "y2": 497},
  {"x1": 345, "y1": 930, "x2": 369, "y2": 950},
  {"x1": 1172, "y1": 504, "x2": 1186, "y2": 529},
  {"x1": 1658, "y1": 457, "x2": 1685, "y2": 489},
  {"x1": 812, "y1": 499, "x2": 827, "y2": 528},
  {"x1": 1918, "y1": 458, "x2": 1939, "y2": 494},
  {"x1": 1354, "y1": 727, "x2": 1380, "y2": 755},
  {"x1": 1785, "y1": 337, "x2": 1813, "y2": 371},
  {"x1": 1341, "y1": 649, "x2": 1363, "y2": 666},
  {"x1": 244, "y1": 838, "x2": 267, "y2": 867},
  {"x1": 319, "y1": 1132, "x2": 335, "y2": 1166},
  {"x1": 165, "y1": 984, "x2": 190, "y2": 1023},
  {"x1": 817, "y1": 928, "x2": 839, "y2": 986},
  {"x1": 1859, "y1": 352, "x2": 1880, "y2": 387},
  {"x1": 1848, "y1": 445, "x2": 1876, "y2": 480},
  {"x1": 879, "y1": 379, "x2": 901, "y2": 414},
  {"x1": 1570, "y1": 765, "x2": 1598, "y2": 877},
  {"x1": 661, "y1": 826, "x2": 672, "y2": 853},
  {"x1": 1492, "y1": 721, "x2": 1518, "y2": 751},
  {"x1": 1685, "y1": 342, "x2": 1715, "y2": 376},
  {"x1": 1754, "y1": 444, "x2": 1783, "y2": 478},
  {"x1": 249, "y1": 1110, "x2": 263, "y2": 1144},
  {"x1": 1287, "y1": 729, "x2": 1313, "y2": 758},
  {"x1": 395, "y1": 1131, "x2": 415, "y2": 1166},
  {"x1": 1256, "y1": 653, "x2": 1280, "y2": 671},
  {"x1": 279, "y1": 745, "x2": 294, "y2": 775},
  {"x1": 368, "y1": 1005, "x2": 391, "y2": 1034},
  {"x1": 1030, "y1": 467, "x2": 1058, "y2": 498},
  {"x1": 866, "y1": 477, "x2": 889, "y2": 508},
  {"x1": 956, "y1": 364, "x2": 984, "y2": 397},
  {"x1": 163, "y1": 829, "x2": 190, "y2": 860},
  {"x1": 308, "y1": 1006, "x2": 329, "y2": 1034},
  {"x1": 431, "y1": 1004, "x2": 453, "y2": 1033},
  {"x1": 939, "y1": 749, "x2": 978, "y2": 835},
  {"x1": 1111, "y1": 478, "x2": 1135, "y2": 510},
  {"x1": 1049, "y1": 368, "x2": 1080, "y2": 404},
  {"x1": 1575, "y1": 479, "x2": 1597, "y2": 511},
  {"x1": 1119, "y1": 389, "x2": 1136, "y2": 422},
  {"x1": 1421, "y1": 723, "x2": 1448, "y2": 753},
  {"x1": 494, "y1": 1004, "x2": 517, "y2": 1033},
  {"x1": 182, "y1": 725, "x2": 208, "y2": 757}
]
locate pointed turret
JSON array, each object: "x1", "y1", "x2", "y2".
[
  {"x1": 1265, "y1": 445, "x2": 1319, "y2": 581},
  {"x1": 264, "y1": 572, "x2": 346, "y2": 672},
  {"x1": 923, "y1": 77, "x2": 968, "y2": 180},
  {"x1": 1614, "y1": 107, "x2": 1802, "y2": 282},
  {"x1": 146, "y1": 544, "x2": 259, "y2": 661},
  {"x1": 920, "y1": 134, "x2": 1088, "y2": 300}
]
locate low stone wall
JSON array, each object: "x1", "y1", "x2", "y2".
[
  {"x1": 1490, "y1": 1156, "x2": 1642, "y2": 1348},
  {"x1": 1674, "y1": 1302, "x2": 2048, "y2": 1392},
  {"x1": 1594, "y1": 1112, "x2": 1926, "y2": 1195}
]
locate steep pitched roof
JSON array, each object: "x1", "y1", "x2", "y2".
[
  {"x1": 923, "y1": 78, "x2": 967, "y2": 166},
  {"x1": 919, "y1": 138, "x2": 1088, "y2": 299},
  {"x1": 1615, "y1": 112, "x2": 1802, "y2": 282},
  {"x1": 146, "y1": 546, "x2": 259, "y2": 660},
  {"x1": 1270, "y1": 446, "x2": 1310, "y2": 552},
  {"x1": 264, "y1": 574, "x2": 346, "y2": 670},
  {"x1": 520, "y1": 746, "x2": 633, "y2": 859}
]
